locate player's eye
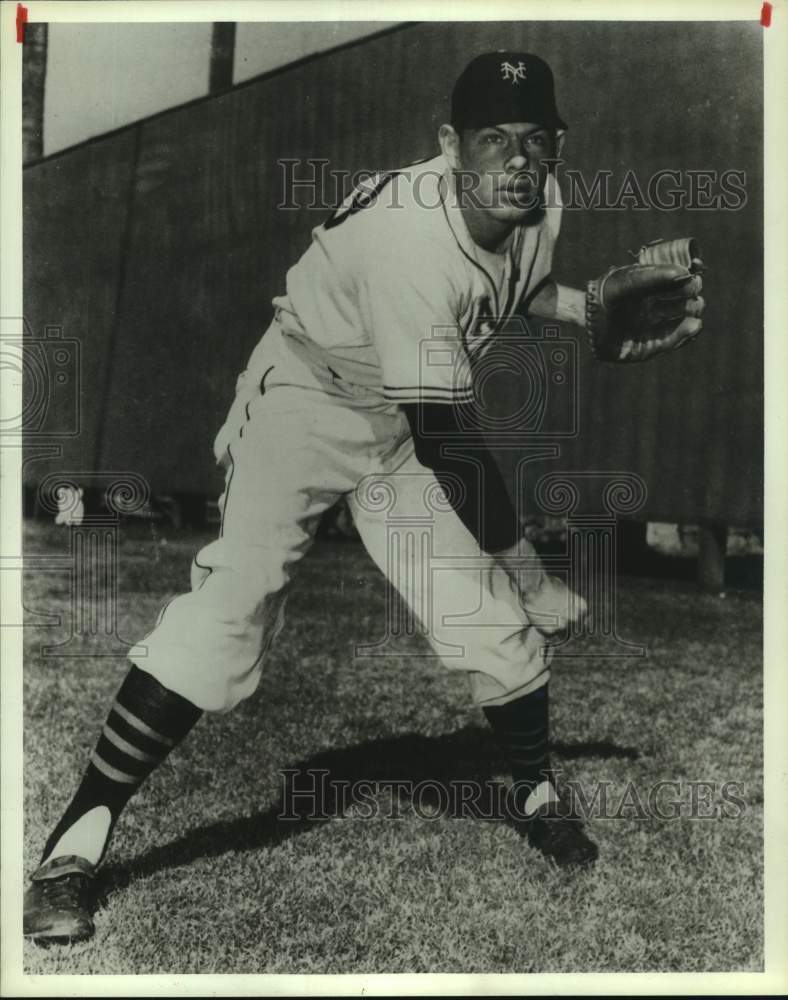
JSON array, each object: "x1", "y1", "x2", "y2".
[
  {"x1": 525, "y1": 133, "x2": 548, "y2": 149},
  {"x1": 481, "y1": 132, "x2": 505, "y2": 144}
]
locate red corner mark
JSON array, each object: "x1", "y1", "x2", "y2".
[
  {"x1": 761, "y1": 1, "x2": 772, "y2": 26},
  {"x1": 16, "y1": 3, "x2": 28, "y2": 42}
]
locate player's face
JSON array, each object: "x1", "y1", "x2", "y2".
[{"x1": 455, "y1": 122, "x2": 558, "y2": 221}]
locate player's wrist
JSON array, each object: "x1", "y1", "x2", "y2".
[
  {"x1": 492, "y1": 539, "x2": 547, "y2": 595},
  {"x1": 553, "y1": 284, "x2": 586, "y2": 326}
]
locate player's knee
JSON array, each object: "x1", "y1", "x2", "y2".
[
  {"x1": 472, "y1": 670, "x2": 550, "y2": 708},
  {"x1": 189, "y1": 543, "x2": 290, "y2": 609},
  {"x1": 431, "y1": 617, "x2": 551, "y2": 696}
]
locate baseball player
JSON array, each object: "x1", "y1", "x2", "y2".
[{"x1": 24, "y1": 51, "x2": 704, "y2": 943}]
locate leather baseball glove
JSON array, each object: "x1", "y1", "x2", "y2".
[{"x1": 585, "y1": 237, "x2": 705, "y2": 362}]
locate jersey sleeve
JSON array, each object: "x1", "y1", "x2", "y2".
[{"x1": 357, "y1": 245, "x2": 474, "y2": 405}]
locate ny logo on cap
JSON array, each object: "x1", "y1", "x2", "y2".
[{"x1": 501, "y1": 60, "x2": 527, "y2": 84}]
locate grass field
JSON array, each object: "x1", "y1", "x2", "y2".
[{"x1": 22, "y1": 520, "x2": 763, "y2": 975}]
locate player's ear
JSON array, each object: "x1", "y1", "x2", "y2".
[
  {"x1": 555, "y1": 130, "x2": 566, "y2": 159},
  {"x1": 439, "y1": 124, "x2": 462, "y2": 169}
]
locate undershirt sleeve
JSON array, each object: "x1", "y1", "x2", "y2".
[{"x1": 401, "y1": 401, "x2": 523, "y2": 554}]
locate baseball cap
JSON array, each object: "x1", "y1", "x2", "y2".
[{"x1": 451, "y1": 51, "x2": 568, "y2": 132}]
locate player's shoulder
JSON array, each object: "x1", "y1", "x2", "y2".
[{"x1": 322, "y1": 154, "x2": 452, "y2": 246}]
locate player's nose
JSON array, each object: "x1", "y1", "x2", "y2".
[{"x1": 507, "y1": 152, "x2": 529, "y2": 170}]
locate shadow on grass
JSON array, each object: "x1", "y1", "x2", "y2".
[{"x1": 100, "y1": 726, "x2": 638, "y2": 894}]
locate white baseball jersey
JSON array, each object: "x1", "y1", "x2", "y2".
[{"x1": 271, "y1": 154, "x2": 562, "y2": 405}]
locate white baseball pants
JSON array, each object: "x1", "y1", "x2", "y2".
[{"x1": 129, "y1": 323, "x2": 551, "y2": 712}]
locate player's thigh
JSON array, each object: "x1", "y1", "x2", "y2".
[{"x1": 215, "y1": 384, "x2": 378, "y2": 554}]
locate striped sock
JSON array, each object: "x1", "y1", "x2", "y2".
[
  {"x1": 483, "y1": 685, "x2": 553, "y2": 820},
  {"x1": 40, "y1": 665, "x2": 202, "y2": 867}
]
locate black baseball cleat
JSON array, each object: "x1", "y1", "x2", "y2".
[
  {"x1": 518, "y1": 802, "x2": 599, "y2": 870},
  {"x1": 23, "y1": 855, "x2": 100, "y2": 944}
]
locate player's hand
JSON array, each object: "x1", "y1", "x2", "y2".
[
  {"x1": 518, "y1": 574, "x2": 588, "y2": 637},
  {"x1": 493, "y1": 540, "x2": 588, "y2": 637}
]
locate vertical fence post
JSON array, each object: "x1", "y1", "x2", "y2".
[
  {"x1": 22, "y1": 22, "x2": 48, "y2": 163},
  {"x1": 209, "y1": 23, "x2": 236, "y2": 94},
  {"x1": 698, "y1": 522, "x2": 728, "y2": 594}
]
